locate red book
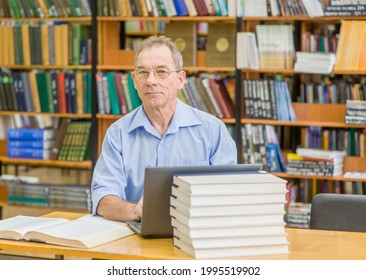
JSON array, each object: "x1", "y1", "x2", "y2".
[
  {"x1": 216, "y1": 78, "x2": 235, "y2": 118},
  {"x1": 57, "y1": 72, "x2": 67, "y2": 113},
  {"x1": 192, "y1": 0, "x2": 209, "y2": 15},
  {"x1": 208, "y1": 78, "x2": 232, "y2": 118},
  {"x1": 114, "y1": 73, "x2": 128, "y2": 114}
]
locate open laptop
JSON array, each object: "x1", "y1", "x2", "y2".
[{"x1": 126, "y1": 164, "x2": 262, "y2": 238}]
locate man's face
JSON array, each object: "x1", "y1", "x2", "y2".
[{"x1": 131, "y1": 45, "x2": 186, "y2": 111}]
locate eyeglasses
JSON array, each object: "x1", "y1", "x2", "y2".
[{"x1": 134, "y1": 68, "x2": 180, "y2": 80}]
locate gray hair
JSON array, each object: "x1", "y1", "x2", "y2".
[{"x1": 134, "y1": 35, "x2": 183, "y2": 71}]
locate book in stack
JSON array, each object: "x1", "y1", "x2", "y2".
[
  {"x1": 345, "y1": 99, "x2": 366, "y2": 125},
  {"x1": 286, "y1": 147, "x2": 347, "y2": 177},
  {"x1": 6, "y1": 128, "x2": 56, "y2": 159},
  {"x1": 170, "y1": 171, "x2": 289, "y2": 259},
  {"x1": 294, "y1": 52, "x2": 336, "y2": 74}
]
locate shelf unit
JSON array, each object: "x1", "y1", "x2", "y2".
[
  {"x1": 0, "y1": 9, "x2": 96, "y2": 215},
  {"x1": 239, "y1": 16, "x2": 366, "y2": 190}
]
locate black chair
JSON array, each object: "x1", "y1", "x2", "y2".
[{"x1": 310, "y1": 193, "x2": 366, "y2": 232}]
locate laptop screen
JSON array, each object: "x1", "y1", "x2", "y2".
[{"x1": 138, "y1": 164, "x2": 263, "y2": 237}]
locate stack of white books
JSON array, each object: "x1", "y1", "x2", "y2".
[
  {"x1": 286, "y1": 148, "x2": 347, "y2": 177},
  {"x1": 294, "y1": 52, "x2": 336, "y2": 74},
  {"x1": 170, "y1": 171, "x2": 289, "y2": 259}
]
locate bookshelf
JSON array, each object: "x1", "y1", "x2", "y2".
[
  {"x1": 239, "y1": 12, "x2": 366, "y2": 207},
  {"x1": 0, "y1": 1, "x2": 95, "y2": 215},
  {"x1": 2, "y1": 1, "x2": 366, "y2": 214}
]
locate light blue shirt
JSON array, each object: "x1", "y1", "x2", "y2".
[{"x1": 91, "y1": 99, "x2": 237, "y2": 214}]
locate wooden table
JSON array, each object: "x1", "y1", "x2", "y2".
[{"x1": 0, "y1": 212, "x2": 366, "y2": 260}]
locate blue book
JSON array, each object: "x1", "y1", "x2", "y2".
[
  {"x1": 7, "y1": 140, "x2": 55, "y2": 149},
  {"x1": 173, "y1": 0, "x2": 188, "y2": 16},
  {"x1": 7, "y1": 128, "x2": 56, "y2": 141},
  {"x1": 7, "y1": 147, "x2": 51, "y2": 159}
]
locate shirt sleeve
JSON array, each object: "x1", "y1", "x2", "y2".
[
  {"x1": 209, "y1": 120, "x2": 238, "y2": 165},
  {"x1": 91, "y1": 126, "x2": 127, "y2": 215}
]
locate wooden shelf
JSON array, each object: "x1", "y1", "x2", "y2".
[
  {"x1": 0, "y1": 65, "x2": 92, "y2": 70},
  {"x1": 97, "y1": 65, "x2": 236, "y2": 72},
  {"x1": 0, "y1": 157, "x2": 92, "y2": 170},
  {"x1": 0, "y1": 112, "x2": 91, "y2": 118},
  {"x1": 97, "y1": 16, "x2": 236, "y2": 22},
  {"x1": 242, "y1": 103, "x2": 366, "y2": 128},
  {"x1": 275, "y1": 172, "x2": 366, "y2": 183}
]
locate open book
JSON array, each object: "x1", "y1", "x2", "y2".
[{"x1": 0, "y1": 214, "x2": 134, "y2": 248}]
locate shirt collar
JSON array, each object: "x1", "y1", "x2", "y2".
[{"x1": 127, "y1": 99, "x2": 202, "y2": 135}]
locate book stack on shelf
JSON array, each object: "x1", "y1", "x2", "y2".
[
  {"x1": 345, "y1": 100, "x2": 366, "y2": 125},
  {"x1": 294, "y1": 52, "x2": 336, "y2": 74},
  {"x1": 285, "y1": 202, "x2": 311, "y2": 229},
  {"x1": 286, "y1": 147, "x2": 347, "y2": 177},
  {"x1": 6, "y1": 128, "x2": 56, "y2": 160},
  {"x1": 170, "y1": 171, "x2": 289, "y2": 259}
]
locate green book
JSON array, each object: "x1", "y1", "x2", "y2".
[
  {"x1": 9, "y1": 0, "x2": 21, "y2": 18},
  {"x1": 106, "y1": 72, "x2": 121, "y2": 115},
  {"x1": 127, "y1": 73, "x2": 141, "y2": 110},
  {"x1": 35, "y1": 72, "x2": 53, "y2": 112},
  {"x1": 72, "y1": 24, "x2": 81, "y2": 66}
]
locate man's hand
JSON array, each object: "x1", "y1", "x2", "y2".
[{"x1": 134, "y1": 197, "x2": 143, "y2": 221}]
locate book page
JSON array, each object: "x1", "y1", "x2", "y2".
[
  {"x1": 24, "y1": 214, "x2": 135, "y2": 248},
  {"x1": 0, "y1": 215, "x2": 69, "y2": 240}
]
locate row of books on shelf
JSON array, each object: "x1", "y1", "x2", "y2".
[
  {"x1": 0, "y1": 22, "x2": 92, "y2": 66},
  {"x1": 170, "y1": 171, "x2": 289, "y2": 259},
  {"x1": 243, "y1": 79, "x2": 297, "y2": 121},
  {"x1": 334, "y1": 21, "x2": 366, "y2": 71},
  {"x1": 301, "y1": 24, "x2": 338, "y2": 53},
  {"x1": 345, "y1": 99, "x2": 366, "y2": 125},
  {"x1": 96, "y1": 72, "x2": 141, "y2": 115},
  {"x1": 297, "y1": 77, "x2": 366, "y2": 104},
  {"x1": 237, "y1": 25, "x2": 295, "y2": 70},
  {"x1": 5, "y1": 181, "x2": 91, "y2": 211},
  {"x1": 241, "y1": 0, "x2": 324, "y2": 17},
  {"x1": 98, "y1": 0, "x2": 237, "y2": 17},
  {"x1": 301, "y1": 126, "x2": 366, "y2": 157},
  {"x1": 288, "y1": 178, "x2": 366, "y2": 204},
  {"x1": 179, "y1": 75, "x2": 235, "y2": 119},
  {"x1": 5, "y1": 120, "x2": 91, "y2": 161},
  {"x1": 0, "y1": 70, "x2": 92, "y2": 114},
  {"x1": 241, "y1": 124, "x2": 287, "y2": 173},
  {"x1": 0, "y1": 0, "x2": 91, "y2": 18}
]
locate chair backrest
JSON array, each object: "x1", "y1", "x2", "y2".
[{"x1": 310, "y1": 193, "x2": 366, "y2": 232}]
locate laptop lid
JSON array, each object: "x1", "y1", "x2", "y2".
[{"x1": 134, "y1": 164, "x2": 263, "y2": 238}]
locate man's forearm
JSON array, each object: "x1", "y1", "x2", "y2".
[{"x1": 96, "y1": 195, "x2": 141, "y2": 222}]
